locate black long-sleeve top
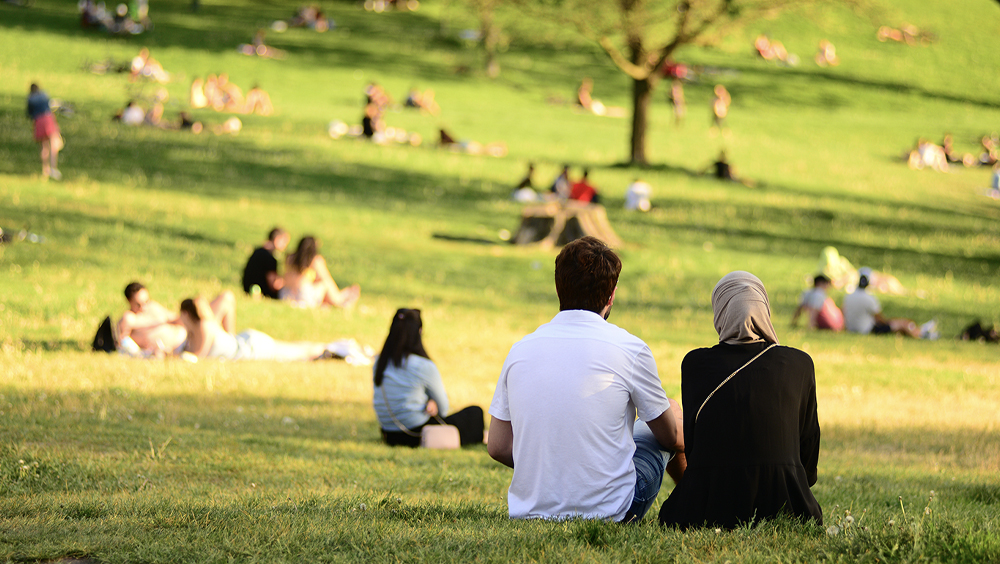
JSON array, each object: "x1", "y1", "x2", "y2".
[{"x1": 659, "y1": 342, "x2": 823, "y2": 529}]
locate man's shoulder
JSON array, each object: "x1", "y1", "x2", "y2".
[{"x1": 249, "y1": 246, "x2": 274, "y2": 259}]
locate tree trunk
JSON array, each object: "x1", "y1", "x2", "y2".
[
  {"x1": 630, "y1": 75, "x2": 652, "y2": 165},
  {"x1": 480, "y1": 1, "x2": 500, "y2": 78},
  {"x1": 628, "y1": 35, "x2": 651, "y2": 165}
]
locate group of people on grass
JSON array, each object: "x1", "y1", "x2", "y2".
[
  {"x1": 112, "y1": 227, "x2": 365, "y2": 363},
  {"x1": 79, "y1": 0, "x2": 151, "y2": 35},
  {"x1": 511, "y1": 164, "x2": 603, "y2": 204},
  {"x1": 377, "y1": 237, "x2": 822, "y2": 529},
  {"x1": 909, "y1": 134, "x2": 1000, "y2": 172},
  {"x1": 241, "y1": 228, "x2": 361, "y2": 308},
  {"x1": 116, "y1": 281, "x2": 367, "y2": 362},
  {"x1": 792, "y1": 270, "x2": 933, "y2": 338},
  {"x1": 190, "y1": 74, "x2": 274, "y2": 116}
]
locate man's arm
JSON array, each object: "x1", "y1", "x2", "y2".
[
  {"x1": 486, "y1": 417, "x2": 514, "y2": 468},
  {"x1": 266, "y1": 270, "x2": 284, "y2": 292},
  {"x1": 117, "y1": 310, "x2": 142, "y2": 341},
  {"x1": 647, "y1": 398, "x2": 686, "y2": 484}
]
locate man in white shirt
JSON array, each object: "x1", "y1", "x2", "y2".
[
  {"x1": 487, "y1": 236, "x2": 685, "y2": 522},
  {"x1": 842, "y1": 268, "x2": 919, "y2": 337}
]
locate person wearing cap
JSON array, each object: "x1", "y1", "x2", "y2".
[{"x1": 842, "y1": 268, "x2": 920, "y2": 337}]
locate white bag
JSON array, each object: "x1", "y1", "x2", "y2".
[{"x1": 420, "y1": 424, "x2": 460, "y2": 449}]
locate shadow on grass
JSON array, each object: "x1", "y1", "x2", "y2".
[
  {"x1": 0, "y1": 0, "x2": 491, "y2": 85},
  {"x1": 732, "y1": 64, "x2": 1000, "y2": 111},
  {"x1": 19, "y1": 339, "x2": 88, "y2": 353}
]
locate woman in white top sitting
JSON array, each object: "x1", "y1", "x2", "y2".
[{"x1": 280, "y1": 236, "x2": 360, "y2": 308}]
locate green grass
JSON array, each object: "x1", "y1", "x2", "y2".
[{"x1": 2, "y1": 0, "x2": 1000, "y2": 561}]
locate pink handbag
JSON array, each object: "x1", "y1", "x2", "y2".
[{"x1": 420, "y1": 424, "x2": 460, "y2": 450}]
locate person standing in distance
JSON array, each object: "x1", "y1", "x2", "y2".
[{"x1": 26, "y1": 83, "x2": 62, "y2": 180}]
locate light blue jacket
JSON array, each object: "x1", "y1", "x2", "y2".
[{"x1": 373, "y1": 354, "x2": 450, "y2": 431}]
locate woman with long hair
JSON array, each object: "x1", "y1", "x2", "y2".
[
  {"x1": 658, "y1": 271, "x2": 822, "y2": 530},
  {"x1": 280, "y1": 236, "x2": 360, "y2": 308},
  {"x1": 373, "y1": 309, "x2": 484, "y2": 447}
]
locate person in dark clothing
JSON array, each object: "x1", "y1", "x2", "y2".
[
  {"x1": 703, "y1": 150, "x2": 756, "y2": 187},
  {"x1": 659, "y1": 271, "x2": 822, "y2": 530},
  {"x1": 241, "y1": 227, "x2": 290, "y2": 299}
]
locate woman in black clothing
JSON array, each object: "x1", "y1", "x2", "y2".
[{"x1": 659, "y1": 271, "x2": 822, "y2": 529}]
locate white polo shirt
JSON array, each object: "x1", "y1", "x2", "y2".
[
  {"x1": 843, "y1": 288, "x2": 881, "y2": 334},
  {"x1": 490, "y1": 309, "x2": 670, "y2": 521}
]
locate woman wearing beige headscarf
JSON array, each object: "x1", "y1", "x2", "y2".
[{"x1": 659, "y1": 271, "x2": 822, "y2": 530}]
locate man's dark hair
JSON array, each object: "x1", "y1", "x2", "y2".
[
  {"x1": 554, "y1": 237, "x2": 621, "y2": 313},
  {"x1": 124, "y1": 281, "x2": 145, "y2": 301},
  {"x1": 813, "y1": 274, "x2": 831, "y2": 286},
  {"x1": 268, "y1": 227, "x2": 286, "y2": 242}
]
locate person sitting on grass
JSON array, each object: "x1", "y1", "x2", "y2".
[
  {"x1": 791, "y1": 274, "x2": 844, "y2": 331},
  {"x1": 512, "y1": 163, "x2": 538, "y2": 202},
  {"x1": 842, "y1": 268, "x2": 921, "y2": 338},
  {"x1": 280, "y1": 236, "x2": 360, "y2": 308},
  {"x1": 658, "y1": 271, "x2": 822, "y2": 530},
  {"x1": 117, "y1": 281, "x2": 235, "y2": 355},
  {"x1": 488, "y1": 237, "x2": 685, "y2": 522},
  {"x1": 569, "y1": 168, "x2": 601, "y2": 204},
  {"x1": 177, "y1": 297, "x2": 369, "y2": 362},
  {"x1": 372, "y1": 308, "x2": 485, "y2": 447},
  {"x1": 702, "y1": 150, "x2": 756, "y2": 187},
  {"x1": 243, "y1": 84, "x2": 274, "y2": 116},
  {"x1": 241, "y1": 227, "x2": 290, "y2": 299}
]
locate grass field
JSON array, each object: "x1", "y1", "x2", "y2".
[{"x1": 1, "y1": 0, "x2": 999, "y2": 561}]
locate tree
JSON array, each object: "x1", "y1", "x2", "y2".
[
  {"x1": 473, "y1": 0, "x2": 504, "y2": 78},
  {"x1": 522, "y1": 0, "x2": 859, "y2": 165}
]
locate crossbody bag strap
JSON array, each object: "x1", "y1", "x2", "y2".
[
  {"x1": 695, "y1": 343, "x2": 777, "y2": 423},
  {"x1": 379, "y1": 383, "x2": 445, "y2": 436}
]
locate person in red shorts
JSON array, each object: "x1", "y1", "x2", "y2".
[{"x1": 26, "y1": 83, "x2": 62, "y2": 180}]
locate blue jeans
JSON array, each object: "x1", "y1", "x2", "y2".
[{"x1": 621, "y1": 420, "x2": 672, "y2": 523}]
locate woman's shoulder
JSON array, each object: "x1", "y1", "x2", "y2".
[
  {"x1": 772, "y1": 344, "x2": 813, "y2": 365},
  {"x1": 682, "y1": 346, "x2": 717, "y2": 363},
  {"x1": 405, "y1": 354, "x2": 437, "y2": 370}
]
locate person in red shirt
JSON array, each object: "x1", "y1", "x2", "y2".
[{"x1": 569, "y1": 168, "x2": 601, "y2": 204}]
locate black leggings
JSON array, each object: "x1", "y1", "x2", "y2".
[{"x1": 381, "y1": 406, "x2": 485, "y2": 447}]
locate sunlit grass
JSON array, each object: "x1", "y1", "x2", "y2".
[{"x1": 2, "y1": 0, "x2": 1000, "y2": 561}]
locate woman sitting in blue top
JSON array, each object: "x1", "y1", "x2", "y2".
[{"x1": 373, "y1": 308, "x2": 484, "y2": 447}]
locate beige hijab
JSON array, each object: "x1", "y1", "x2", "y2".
[{"x1": 711, "y1": 271, "x2": 780, "y2": 345}]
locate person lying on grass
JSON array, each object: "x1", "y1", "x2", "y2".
[
  {"x1": 176, "y1": 296, "x2": 370, "y2": 362},
  {"x1": 117, "y1": 281, "x2": 235, "y2": 356}
]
